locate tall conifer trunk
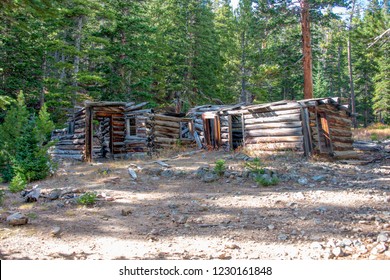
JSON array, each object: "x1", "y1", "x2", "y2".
[{"x1": 300, "y1": 0, "x2": 313, "y2": 99}]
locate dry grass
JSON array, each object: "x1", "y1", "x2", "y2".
[{"x1": 353, "y1": 123, "x2": 390, "y2": 141}]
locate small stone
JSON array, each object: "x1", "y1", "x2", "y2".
[
  {"x1": 6, "y1": 212, "x2": 28, "y2": 226},
  {"x1": 311, "y1": 242, "x2": 323, "y2": 249},
  {"x1": 51, "y1": 226, "x2": 62, "y2": 237},
  {"x1": 151, "y1": 176, "x2": 160, "y2": 181},
  {"x1": 161, "y1": 169, "x2": 174, "y2": 178},
  {"x1": 370, "y1": 243, "x2": 387, "y2": 255},
  {"x1": 218, "y1": 253, "x2": 232, "y2": 260},
  {"x1": 128, "y1": 168, "x2": 137, "y2": 180},
  {"x1": 385, "y1": 251, "x2": 390, "y2": 258},
  {"x1": 342, "y1": 239, "x2": 353, "y2": 247},
  {"x1": 386, "y1": 196, "x2": 390, "y2": 203},
  {"x1": 377, "y1": 232, "x2": 389, "y2": 242},
  {"x1": 225, "y1": 243, "x2": 240, "y2": 250},
  {"x1": 358, "y1": 245, "x2": 368, "y2": 254},
  {"x1": 332, "y1": 247, "x2": 343, "y2": 257},
  {"x1": 278, "y1": 233, "x2": 288, "y2": 241},
  {"x1": 121, "y1": 209, "x2": 133, "y2": 216},
  {"x1": 202, "y1": 172, "x2": 218, "y2": 183},
  {"x1": 49, "y1": 189, "x2": 62, "y2": 200},
  {"x1": 268, "y1": 224, "x2": 275, "y2": 230},
  {"x1": 298, "y1": 177, "x2": 308, "y2": 185},
  {"x1": 312, "y1": 175, "x2": 327, "y2": 182}
]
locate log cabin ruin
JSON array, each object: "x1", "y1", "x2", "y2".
[{"x1": 51, "y1": 97, "x2": 355, "y2": 161}]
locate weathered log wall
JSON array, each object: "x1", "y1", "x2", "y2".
[
  {"x1": 309, "y1": 103, "x2": 353, "y2": 157},
  {"x1": 147, "y1": 114, "x2": 195, "y2": 151},
  {"x1": 243, "y1": 102, "x2": 304, "y2": 152}
]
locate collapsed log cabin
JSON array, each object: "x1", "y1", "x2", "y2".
[
  {"x1": 50, "y1": 101, "x2": 150, "y2": 161},
  {"x1": 188, "y1": 98, "x2": 355, "y2": 158},
  {"x1": 146, "y1": 113, "x2": 198, "y2": 152}
]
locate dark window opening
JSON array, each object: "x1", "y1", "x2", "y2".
[
  {"x1": 231, "y1": 115, "x2": 243, "y2": 149},
  {"x1": 129, "y1": 117, "x2": 136, "y2": 136}
]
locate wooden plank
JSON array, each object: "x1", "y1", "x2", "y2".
[
  {"x1": 85, "y1": 107, "x2": 92, "y2": 162},
  {"x1": 245, "y1": 127, "x2": 303, "y2": 137},
  {"x1": 329, "y1": 128, "x2": 352, "y2": 137},
  {"x1": 245, "y1": 121, "x2": 302, "y2": 130},
  {"x1": 245, "y1": 136, "x2": 304, "y2": 144},
  {"x1": 154, "y1": 114, "x2": 192, "y2": 122},
  {"x1": 245, "y1": 142, "x2": 303, "y2": 151},
  {"x1": 244, "y1": 114, "x2": 301, "y2": 124},
  {"x1": 152, "y1": 120, "x2": 181, "y2": 128}
]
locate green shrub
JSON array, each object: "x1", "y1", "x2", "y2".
[
  {"x1": 0, "y1": 189, "x2": 5, "y2": 205},
  {"x1": 0, "y1": 92, "x2": 55, "y2": 189},
  {"x1": 214, "y1": 159, "x2": 226, "y2": 176},
  {"x1": 245, "y1": 157, "x2": 265, "y2": 175},
  {"x1": 9, "y1": 173, "x2": 27, "y2": 193},
  {"x1": 77, "y1": 192, "x2": 97, "y2": 206},
  {"x1": 255, "y1": 175, "x2": 279, "y2": 187},
  {"x1": 370, "y1": 133, "x2": 379, "y2": 141}
]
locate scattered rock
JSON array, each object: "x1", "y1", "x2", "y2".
[
  {"x1": 312, "y1": 175, "x2": 327, "y2": 182},
  {"x1": 51, "y1": 226, "x2": 62, "y2": 237},
  {"x1": 49, "y1": 189, "x2": 62, "y2": 200},
  {"x1": 377, "y1": 232, "x2": 389, "y2": 242},
  {"x1": 268, "y1": 224, "x2": 275, "y2": 230},
  {"x1": 202, "y1": 172, "x2": 218, "y2": 183},
  {"x1": 298, "y1": 177, "x2": 308, "y2": 185},
  {"x1": 332, "y1": 247, "x2": 343, "y2": 257},
  {"x1": 121, "y1": 209, "x2": 133, "y2": 216},
  {"x1": 371, "y1": 243, "x2": 387, "y2": 254},
  {"x1": 311, "y1": 242, "x2": 323, "y2": 249},
  {"x1": 128, "y1": 168, "x2": 137, "y2": 180},
  {"x1": 225, "y1": 243, "x2": 240, "y2": 250},
  {"x1": 217, "y1": 253, "x2": 232, "y2": 260},
  {"x1": 22, "y1": 185, "x2": 41, "y2": 202},
  {"x1": 7, "y1": 212, "x2": 28, "y2": 226},
  {"x1": 161, "y1": 169, "x2": 174, "y2": 178},
  {"x1": 278, "y1": 233, "x2": 288, "y2": 241}
]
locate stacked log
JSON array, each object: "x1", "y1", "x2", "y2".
[
  {"x1": 243, "y1": 102, "x2": 304, "y2": 152},
  {"x1": 147, "y1": 114, "x2": 195, "y2": 150},
  {"x1": 92, "y1": 117, "x2": 111, "y2": 158},
  {"x1": 308, "y1": 103, "x2": 354, "y2": 157},
  {"x1": 50, "y1": 108, "x2": 86, "y2": 160},
  {"x1": 94, "y1": 106, "x2": 126, "y2": 156},
  {"x1": 123, "y1": 103, "x2": 151, "y2": 153}
]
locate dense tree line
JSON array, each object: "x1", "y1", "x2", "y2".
[{"x1": 0, "y1": 0, "x2": 389, "y2": 126}]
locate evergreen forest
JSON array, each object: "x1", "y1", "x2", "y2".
[{"x1": 0, "y1": 0, "x2": 389, "y2": 125}]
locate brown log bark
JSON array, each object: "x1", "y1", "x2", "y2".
[{"x1": 300, "y1": 0, "x2": 313, "y2": 99}]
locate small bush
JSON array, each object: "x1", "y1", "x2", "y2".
[
  {"x1": 9, "y1": 173, "x2": 27, "y2": 193},
  {"x1": 255, "y1": 175, "x2": 279, "y2": 187},
  {"x1": 245, "y1": 157, "x2": 265, "y2": 175},
  {"x1": 214, "y1": 159, "x2": 226, "y2": 176},
  {"x1": 77, "y1": 192, "x2": 97, "y2": 206},
  {"x1": 0, "y1": 189, "x2": 5, "y2": 205},
  {"x1": 370, "y1": 133, "x2": 379, "y2": 141}
]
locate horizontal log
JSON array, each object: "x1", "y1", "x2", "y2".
[
  {"x1": 154, "y1": 131, "x2": 177, "y2": 139},
  {"x1": 155, "y1": 125, "x2": 180, "y2": 134},
  {"x1": 51, "y1": 149, "x2": 83, "y2": 155},
  {"x1": 332, "y1": 151, "x2": 360, "y2": 159},
  {"x1": 244, "y1": 109, "x2": 301, "y2": 119},
  {"x1": 152, "y1": 120, "x2": 181, "y2": 128},
  {"x1": 94, "y1": 112, "x2": 123, "y2": 118},
  {"x1": 245, "y1": 127, "x2": 303, "y2": 137},
  {"x1": 57, "y1": 139, "x2": 85, "y2": 145},
  {"x1": 227, "y1": 103, "x2": 300, "y2": 115},
  {"x1": 244, "y1": 114, "x2": 301, "y2": 124},
  {"x1": 329, "y1": 128, "x2": 352, "y2": 137},
  {"x1": 124, "y1": 102, "x2": 149, "y2": 112},
  {"x1": 155, "y1": 137, "x2": 194, "y2": 144},
  {"x1": 330, "y1": 135, "x2": 353, "y2": 143},
  {"x1": 154, "y1": 114, "x2": 192, "y2": 122},
  {"x1": 245, "y1": 121, "x2": 302, "y2": 130},
  {"x1": 245, "y1": 142, "x2": 303, "y2": 151},
  {"x1": 245, "y1": 136, "x2": 304, "y2": 144},
  {"x1": 54, "y1": 144, "x2": 84, "y2": 150},
  {"x1": 51, "y1": 154, "x2": 84, "y2": 160}
]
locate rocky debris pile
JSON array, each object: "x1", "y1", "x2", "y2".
[{"x1": 309, "y1": 232, "x2": 390, "y2": 259}]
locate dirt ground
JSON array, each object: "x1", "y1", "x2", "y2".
[{"x1": 0, "y1": 148, "x2": 389, "y2": 260}]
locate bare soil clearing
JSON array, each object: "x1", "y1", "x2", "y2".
[{"x1": 0, "y1": 149, "x2": 389, "y2": 260}]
